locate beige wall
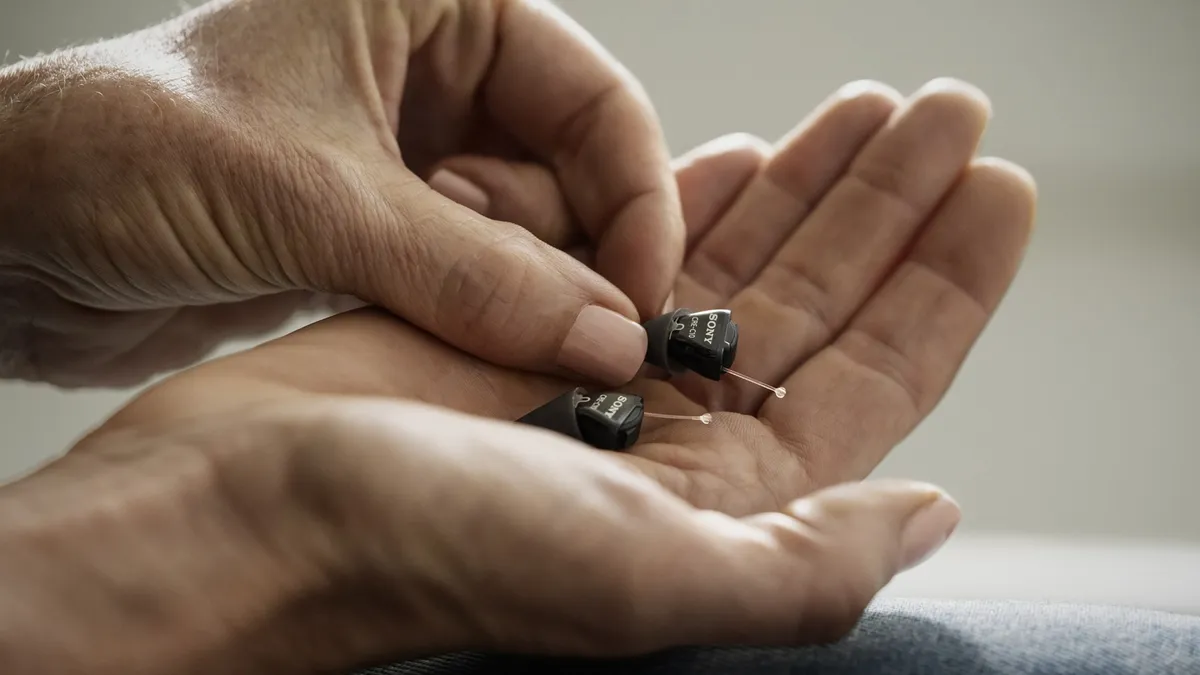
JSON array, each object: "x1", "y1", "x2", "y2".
[{"x1": 1, "y1": 0, "x2": 1197, "y2": 543}]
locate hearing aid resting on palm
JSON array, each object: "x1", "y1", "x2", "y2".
[
  {"x1": 518, "y1": 308, "x2": 778, "y2": 451},
  {"x1": 517, "y1": 387, "x2": 711, "y2": 451},
  {"x1": 642, "y1": 308, "x2": 787, "y2": 398}
]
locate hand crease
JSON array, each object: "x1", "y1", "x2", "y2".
[{"x1": 834, "y1": 328, "x2": 922, "y2": 415}]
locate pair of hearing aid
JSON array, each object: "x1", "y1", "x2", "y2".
[{"x1": 517, "y1": 308, "x2": 786, "y2": 451}]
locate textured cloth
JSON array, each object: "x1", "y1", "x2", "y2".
[{"x1": 356, "y1": 599, "x2": 1200, "y2": 675}]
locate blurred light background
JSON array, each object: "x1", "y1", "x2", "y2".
[{"x1": 2, "y1": 1, "x2": 1198, "y2": 611}]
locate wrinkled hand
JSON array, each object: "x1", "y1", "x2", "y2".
[
  {"x1": 108, "y1": 79, "x2": 1035, "y2": 515},
  {"x1": 3, "y1": 389, "x2": 963, "y2": 673},
  {"x1": 0, "y1": 0, "x2": 680, "y2": 387}
]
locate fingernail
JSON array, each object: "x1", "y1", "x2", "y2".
[
  {"x1": 898, "y1": 493, "x2": 961, "y2": 572},
  {"x1": 429, "y1": 169, "x2": 489, "y2": 215},
  {"x1": 558, "y1": 305, "x2": 647, "y2": 385}
]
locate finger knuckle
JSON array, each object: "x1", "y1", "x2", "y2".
[
  {"x1": 550, "y1": 79, "x2": 624, "y2": 169},
  {"x1": 434, "y1": 228, "x2": 543, "y2": 355},
  {"x1": 847, "y1": 157, "x2": 919, "y2": 220},
  {"x1": 837, "y1": 325, "x2": 924, "y2": 414},
  {"x1": 755, "y1": 257, "x2": 837, "y2": 341}
]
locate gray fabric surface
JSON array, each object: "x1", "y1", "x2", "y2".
[{"x1": 355, "y1": 599, "x2": 1200, "y2": 675}]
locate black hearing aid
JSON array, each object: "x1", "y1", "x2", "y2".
[
  {"x1": 642, "y1": 308, "x2": 785, "y2": 397},
  {"x1": 643, "y1": 308, "x2": 738, "y2": 380},
  {"x1": 517, "y1": 387, "x2": 645, "y2": 451},
  {"x1": 517, "y1": 387, "x2": 714, "y2": 451}
]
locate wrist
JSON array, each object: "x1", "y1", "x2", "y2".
[{"x1": 0, "y1": 427, "x2": 342, "y2": 674}]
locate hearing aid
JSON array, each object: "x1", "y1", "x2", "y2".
[
  {"x1": 643, "y1": 308, "x2": 786, "y2": 398},
  {"x1": 517, "y1": 387, "x2": 710, "y2": 451}
]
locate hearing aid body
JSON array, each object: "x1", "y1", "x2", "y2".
[
  {"x1": 517, "y1": 387, "x2": 645, "y2": 451},
  {"x1": 643, "y1": 308, "x2": 738, "y2": 380}
]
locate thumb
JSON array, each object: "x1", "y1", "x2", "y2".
[
  {"x1": 656, "y1": 479, "x2": 961, "y2": 649},
  {"x1": 324, "y1": 176, "x2": 648, "y2": 386}
]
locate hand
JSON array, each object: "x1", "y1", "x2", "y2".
[
  {"x1": 3, "y1": 390, "x2": 960, "y2": 673},
  {"x1": 0, "y1": 0, "x2": 681, "y2": 387},
  {"x1": 111, "y1": 79, "x2": 1035, "y2": 514}
]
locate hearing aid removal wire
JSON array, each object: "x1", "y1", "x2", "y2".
[
  {"x1": 578, "y1": 397, "x2": 713, "y2": 424},
  {"x1": 644, "y1": 411, "x2": 714, "y2": 424},
  {"x1": 722, "y1": 369, "x2": 787, "y2": 398}
]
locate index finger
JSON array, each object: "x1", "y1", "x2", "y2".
[{"x1": 482, "y1": 0, "x2": 684, "y2": 318}]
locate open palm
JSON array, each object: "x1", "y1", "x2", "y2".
[{"x1": 105, "y1": 79, "x2": 1033, "y2": 515}]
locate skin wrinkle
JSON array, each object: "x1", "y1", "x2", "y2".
[
  {"x1": 836, "y1": 325, "x2": 925, "y2": 417},
  {"x1": 149, "y1": 184, "x2": 245, "y2": 304},
  {"x1": 281, "y1": 143, "x2": 355, "y2": 291},
  {"x1": 48, "y1": 70, "x2": 243, "y2": 307},
  {"x1": 235, "y1": 137, "x2": 297, "y2": 289},
  {"x1": 137, "y1": 178, "x2": 230, "y2": 304},
  {"x1": 689, "y1": 215, "x2": 783, "y2": 298},
  {"x1": 158, "y1": 97, "x2": 257, "y2": 291},
  {"x1": 844, "y1": 169, "x2": 924, "y2": 235},
  {"x1": 180, "y1": 151, "x2": 279, "y2": 295},
  {"x1": 435, "y1": 227, "x2": 536, "y2": 350},
  {"x1": 906, "y1": 256, "x2": 993, "y2": 320},
  {"x1": 378, "y1": 182, "x2": 438, "y2": 317},
  {"x1": 753, "y1": 265, "x2": 839, "y2": 347},
  {"x1": 64, "y1": 195, "x2": 145, "y2": 309}
]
